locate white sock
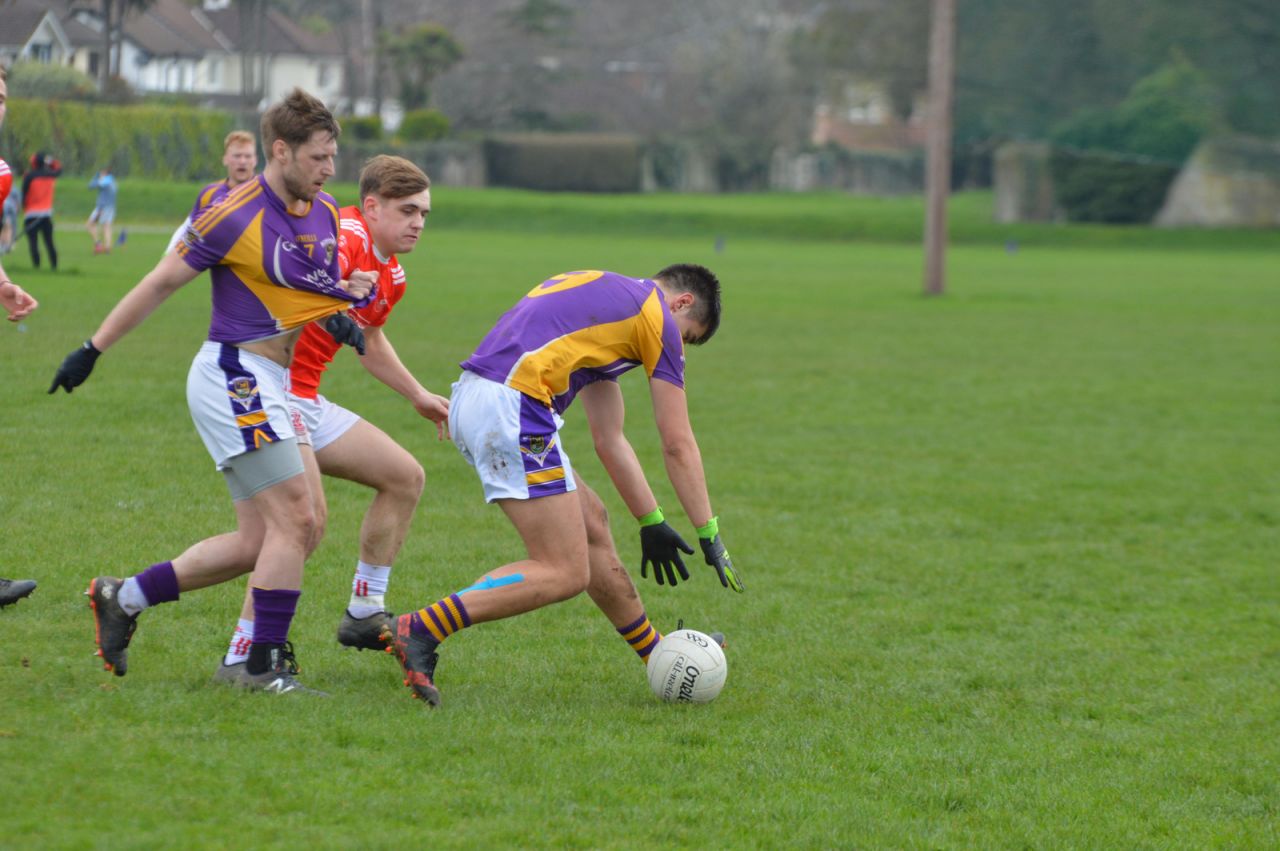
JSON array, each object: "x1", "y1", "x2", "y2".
[
  {"x1": 117, "y1": 577, "x2": 150, "y2": 616},
  {"x1": 223, "y1": 618, "x2": 254, "y2": 666},
  {"x1": 347, "y1": 561, "x2": 391, "y2": 618}
]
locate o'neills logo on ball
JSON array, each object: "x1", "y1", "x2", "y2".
[
  {"x1": 677, "y1": 664, "x2": 701, "y2": 702},
  {"x1": 662, "y1": 654, "x2": 690, "y2": 700}
]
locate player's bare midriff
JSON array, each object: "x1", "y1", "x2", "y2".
[{"x1": 238, "y1": 326, "x2": 304, "y2": 367}]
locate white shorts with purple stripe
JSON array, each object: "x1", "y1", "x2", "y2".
[
  {"x1": 187, "y1": 341, "x2": 297, "y2": 470},
  {"x1": 449, "y1": 370, "x2": 577, "y2": 502}
]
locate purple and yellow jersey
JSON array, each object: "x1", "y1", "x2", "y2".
[
  {"x1": 176, "y1": 175, "x2": 361, "y2": 344},
  {"x1": 189, "y1": 180, "x2": 232, "y2": 219},
  {"x1": 460, "y1": 270, "x2": 686, "y2": 414}
]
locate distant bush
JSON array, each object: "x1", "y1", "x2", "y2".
[
  {"x1": 1049, "y1": 54, "x2": 1219, "y2": 222},
  {"x1": 0, "y1": 99, "x2": 233, "y2": 180},
  {"x1": 484, "y1": 134, "x2": 640, "y2": 192},
  {"x1": 398, "y1": 109, "x2": 451, "y2": 142},
  {"x1": 6, "y1": 62, "x2": 97, "y2": 100},
  {"x1": 1048, "y1": 149, "x2": 1177, "y2": 223},
  {"x1": 343, "y1": 115, "x2": 383, "y2": 141}
]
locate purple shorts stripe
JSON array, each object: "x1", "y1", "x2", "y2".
[
  {"x1": 218, "y1": 343, "x2": 280, "y2": 452},
  {"x1": 528, "y1": 478, "x2": 570, "y2": 498},
  {"x1": 517, "y1": 396, "x2": 569, "y2": 498}
]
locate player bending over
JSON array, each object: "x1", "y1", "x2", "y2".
[
  {"x1": 213, "y1": 155, "x2": 450, "y2": 684},
  {"x1": 391, "y1": 266, "x2": 744, "y2": 706},
  {"x1": 50, "y1": 89, "x2": 372, "y2": 695}
]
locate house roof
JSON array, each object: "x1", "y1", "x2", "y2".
[
  {"x1": 121, "y1": 0, "x2": 227, "y2": 58},
  {"x1": 201, "y1": 6, "x2": 342, "y2": 57},
  {"x1": 53, "y1": 0, "x2": 335, "y2": 60},
  {"x1": 59, "y1": 14, "x2": 101, "y2": 49},
  {"x1": 0, "y1": 1, "x2": 60, "y2": 50}
]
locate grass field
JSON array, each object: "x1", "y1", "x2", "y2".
[{"x1": 1, "y1": 186, "x2": 1278, "y2": 848}]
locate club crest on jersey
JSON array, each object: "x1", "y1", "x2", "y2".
[
  {"x1": 322, "y1": 237, "x2": 336, "y2": 266},
  {"x1": 181, "y1": 225, "x2": 203, "y2": 249},
  {"x1": 226, "y1": 377, "x2": 259, "y2": 409},
  {"x1": 519, "y1": 434, "x2": 557, "y2": 466}
]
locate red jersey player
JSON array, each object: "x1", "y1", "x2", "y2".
[
  {"x1": 0, "y1": 64, "x2": 40, "y2": 612},
  {"x1": 0, "y1": 66, "x2": 38, "y2": 325},
  {"x1": 215, "y1": 155, "x2": 448, "y2": 681}
]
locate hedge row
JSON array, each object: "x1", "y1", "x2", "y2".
[
  {"x1": 0, "y1": 98, "x2": 235, "y2": 180},
  {"x1": 1048, "y1": 148, "x2": 1179, "y2": 223},
  {"x1": 484, "y1": 134, "x2": 642, "y2": 193}
]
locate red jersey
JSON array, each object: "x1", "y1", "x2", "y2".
[
  {"x1": 0, "y1": 159, "x2": 11, "y2": 207},
  {"x1": 289, "y1": 206, "x2": 407, "y2": 399}
]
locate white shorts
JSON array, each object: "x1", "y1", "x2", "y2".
[
  {"x1": 449, "y1": 370, "x2": 576, "y2": 502},
  {"x1": 187, "y1": 341, "x2": 298, "y2": 470},
  {"x1": 286, "y1": 391, "x2": 361, "y2": 452}
]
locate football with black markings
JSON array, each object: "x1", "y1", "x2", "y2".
[{"x1": 646, "y1": 629, "x2": 727, "y2": 704}]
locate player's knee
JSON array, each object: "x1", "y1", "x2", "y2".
[
  {"x1": 578, "y1": 487, "x2": 611, "y2": 542},
  {"x1": 306, "y1": 508, "x2": 328, "y2": 556},
  {"x1": 557, "y1": 554, "x2": 591, "y2": 600},
  {"x1": 399, "y1": 457, "x2": 426, "y2": 502},
  {"x1": 277, "y1": 497, "x2": 318, "y2": 548}
]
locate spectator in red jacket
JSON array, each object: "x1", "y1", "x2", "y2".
[{"x1": 22, "y1": 151, "x2": 61, "y2": 271}]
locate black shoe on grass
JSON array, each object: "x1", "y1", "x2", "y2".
[
  {"x1": 211, "y1": 659, "x2": 251, "y2": 687},
  {"x1": 0, "y1": 578, "x2": 37, "y2": 608},
  {"x1": 242, "y1": 642, "x2": 328, "y2": 696},
  {"x1": 337, "y1": 610, "x2": 394, "y2": 652},
  {"x1": 86, "y1": 576, "x2": 138, "y2": 676},
  {"x1": 391, "y1": 614, "x2": 441, "y2": 707}
]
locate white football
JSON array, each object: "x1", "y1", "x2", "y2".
[{"x1": 646, "y1": 629, "x2": 727, "y2": 704}]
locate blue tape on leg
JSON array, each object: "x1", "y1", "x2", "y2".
[{"x1": 458, "y1": 573, "x2": 525, "y2": 595}]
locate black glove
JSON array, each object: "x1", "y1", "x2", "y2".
[
  {"x1": 639, "y1": 519, "x2": 694, "y2": 587},
  {"x1": 699, "y1": 529, "x2": 744, "y2": 593},
  {"x1": 325, "y1": 312, "x2": 365, "y2": 355},
  {"x1": 49, "y1": 340, "x2": 101, "y2": 394}
]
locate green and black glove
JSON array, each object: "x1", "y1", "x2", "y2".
[
  {"x1": 697, "y1": 516, "x2": 744, "y2": 593},
  {"x1": 638, "y1": 507, "x2": 693, "y2": 587}
]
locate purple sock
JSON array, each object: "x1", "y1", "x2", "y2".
[
  {"x1": 408, "y1": 610, "x2": 433, "y2": 638},
  {"x1": 252, "y1": 587, "x2": 301, "y2": 645},
  {"x1": 134, "y1": 561, "x2": 179, "y2": 606}
]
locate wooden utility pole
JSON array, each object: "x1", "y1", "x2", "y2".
[{"x1": 923, "y1": 0, "x2": 956, "y2": 296}]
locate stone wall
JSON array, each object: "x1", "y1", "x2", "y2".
[
  {"x1": 1155, "y1": 136, "x2": 1280, "y2": 227},
  {"x1": 769, "y1": 148, "x2": 924, "y2": 195},
  {"x1": 993, "y1": 142, "x2": 1061, "y2": 223}
]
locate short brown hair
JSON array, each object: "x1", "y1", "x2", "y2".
[
  {"x1": 654, "y1": 263, "x2": 722, "y2": 345},
  {"x1": 260, "y1": 88, "x2": 340, "y2": 153},
  {"x1": 359, "y1": 155, "x2": 431, "y2": 201},
  {"x1": 223, "y1": 130, "x2": 255, "y2": 152},
  {"x1": 0, "y1": 66, "x2": 7, "y2": 83}
]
